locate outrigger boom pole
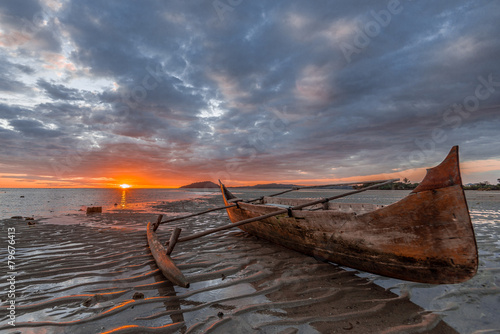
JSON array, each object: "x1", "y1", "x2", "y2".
[
  {"x1": 148, "y1": 178, "x2": 398, "y2": 288},
  {"x1": 174, "y1": 178, "x2": 399, "y2": 244},
  {"x1": 153, "y1": 179, "x2": 397, "y2": 231}
]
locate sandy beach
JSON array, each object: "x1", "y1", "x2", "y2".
[{"x1": 0, "y1": 193, "x2": 462, "y2": 334}]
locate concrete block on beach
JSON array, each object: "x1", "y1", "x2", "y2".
[{"x1": 86, "y1": 206, "x2": 102, "y2": 214}]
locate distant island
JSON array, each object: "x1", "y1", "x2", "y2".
[
  {"x1": 179, "y1": 181, "x2": 299, "y2": 189},
  {"x1": 180, "y1": 181, "x2": 219, "y2": 189}
]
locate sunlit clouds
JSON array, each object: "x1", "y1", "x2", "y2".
[{"x1": 0, "y1": 1, "x2": 499, "y2": 188}]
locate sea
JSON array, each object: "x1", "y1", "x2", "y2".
[
  {"x1": 0, "y1": 188, "x2": 499, "y2": 333},
  {"x1": 0, "y1": 188, "x2": 212, "y2": 219}
]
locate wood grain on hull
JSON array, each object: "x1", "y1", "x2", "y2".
[{"x1": 220, "y1": 147, "x2": 478, "y2": 284}]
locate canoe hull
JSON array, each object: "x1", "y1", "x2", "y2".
[{"x1": 221, "y1": 147, "x2": 478, "y2": 284}]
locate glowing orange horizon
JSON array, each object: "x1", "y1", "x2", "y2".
[
  {"x1": 0, "y1": 157, "x2": 498, "y2": 188},
  {"x1": 0, "y1": 173, "x2": 182, "y2": 188}
]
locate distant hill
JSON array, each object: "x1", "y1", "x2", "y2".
[{"x1": 180, "y1": 181, "x2": 219, "y2": 189}]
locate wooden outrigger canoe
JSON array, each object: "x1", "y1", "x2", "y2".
[{"x1": 220, "y1": 146, "x2": 478, "y2": 284}]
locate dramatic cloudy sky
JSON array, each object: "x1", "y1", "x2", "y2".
[{"x1": 1, "y1": 0, "x2": 499, "y2": 188}]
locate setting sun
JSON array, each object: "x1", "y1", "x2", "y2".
[{"x1": 120, "y1": 184, "x2": 131, "y2": 189}]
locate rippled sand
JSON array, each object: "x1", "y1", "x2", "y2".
[{"x1": 0, "y1": 195, "x2": 462, "y2": 333}]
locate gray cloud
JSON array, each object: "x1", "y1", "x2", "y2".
[
  {"x1": 0, "y1": 60, "x2": 31, "y2": 93},
  {"x1": 9, "y1": 119, "x2": 64, "y2": 138},
  {"x1": 14, "y1": 63, "x2": 36, "y2": 74},
  {"x1": 37, "y1": 79, "x2": 84, "y2": 100},
  {"x1": 0, "y1": 0, "x2": 499, "y2": 186}
]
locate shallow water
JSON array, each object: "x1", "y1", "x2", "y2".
[
  {"x1": 0, "y1": 188, "x2": 498, "y2": 333},
  {"x1": 0, "y1": 188, "x2": 216, "y2": 219}
]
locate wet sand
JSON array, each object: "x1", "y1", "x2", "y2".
[{"x1": 1, "y1": 195, "x2": 458, "y2": 333}]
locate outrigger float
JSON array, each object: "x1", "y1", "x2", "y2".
[{"x1": 147, "y1": 146, "x2": 478, "y2": 287}]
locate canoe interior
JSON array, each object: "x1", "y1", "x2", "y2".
[{"x1": 261, "y1": 196, "x2": 385, "y2": 214}]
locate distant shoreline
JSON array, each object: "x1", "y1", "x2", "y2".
[{"x1": 180, "y1": 180, "x2": 500, "y2": 191}]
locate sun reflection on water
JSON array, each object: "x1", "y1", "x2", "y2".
[{"x1": 121, "y1": 190, "x2": 127, "y2": 209}]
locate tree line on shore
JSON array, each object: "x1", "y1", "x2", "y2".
[
  {"x1": 463, "y1": 180, "x2": 500, "y2": 190},
  {"x1": 357, "y1": 178, "x2": 418, "y2": 190},
  {"x1": 358, "y1": 178, "x2": 500, "y2": 191}
]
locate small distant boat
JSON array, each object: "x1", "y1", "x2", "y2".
[{"x1": 220, "y1": 146, "x2": 478, "y2": 284}]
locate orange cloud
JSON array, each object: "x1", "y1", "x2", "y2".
[
  {"x1": 42, "y1": 52, "x2": 76, "y2": 71},
  {"x1": 461, "y1": 159, "x2": 500, "y2": 175},
  {"x1": 0, "y1": 31, "x2": 31, "y2": 48}
]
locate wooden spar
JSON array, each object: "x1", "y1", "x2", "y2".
[
  {"x1": 278, "y1": 178, "x2": 399, "y2": 211},
  {"x1": 293, "y1": 179, "x2": 398, "y2": 190},
  {"x1": 166, "y1": 227, "x2": 182, "y2": 255},
  {"x1": 152, "y1": 214, "x2": 163, "y2": 231},
  {"x1": 146, "y1": 222, "x2": 189, "y2": 288},
  {"x1": 155, "y1": 178, "x2": 398, "y2": 228},
  {"x1": 175, "y1": 178, "x2": 398, "y2": 244},
  {"x1": 243, "y1": 179, "x2": 401, "y2": 202},
  {"x1": 156, "y1": 204, "x2": 237, "y2": 229},
  {"x1": 176, "y1": 208, "x2": 288, "y2": 243}
]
